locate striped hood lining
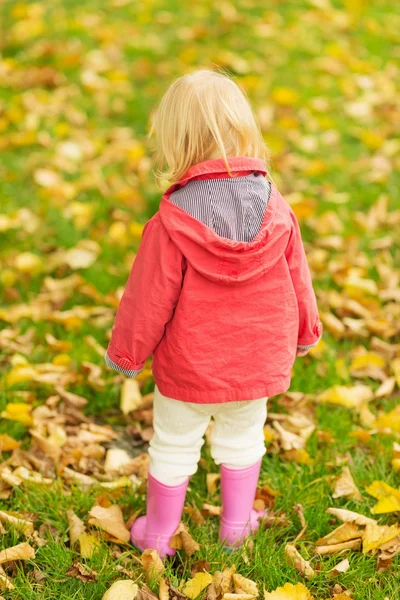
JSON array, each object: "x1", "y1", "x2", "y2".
[{"x1": 169, "y1": 173, "x2": 271, "y2": 243}]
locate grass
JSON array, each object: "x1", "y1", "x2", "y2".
[{"x1": 1, "y1": 0, "x2": 400, "y2": 598}]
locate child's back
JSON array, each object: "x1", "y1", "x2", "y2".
[{"x1": 105, "y1": 69, "x2": 322, "y2": 557}]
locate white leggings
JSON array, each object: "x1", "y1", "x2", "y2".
[{"x1": 148, "y1": 386, "x2": 268, "y2": 486}]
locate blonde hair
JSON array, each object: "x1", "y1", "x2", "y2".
[{"x1": 151, "y1": 69, "x2": 268, "y2": 183}]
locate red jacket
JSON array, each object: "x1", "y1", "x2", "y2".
[{"x1": 105, "y1": 157, "x2": 322, "y2": 403}]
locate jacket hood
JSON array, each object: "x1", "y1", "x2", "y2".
[{"x1": 158, "y1": 158, "x2": 292, "y2": 285}]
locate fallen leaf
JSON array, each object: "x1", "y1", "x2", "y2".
[
  {"x1": 141, "y1": 549, "x2": 164, "y2": 583},
  {"x1": 284, "y1": 544, "x2": 315, "y2": 579},
  {"x1": 233, "y1": 573, "x2": 258, "y2": 597},
  {"x1": 264, "y1": 582, "x2": 314, "y2": 599},
  {"x1": 88, "y1": 504, "x2": 130, "y2": 543},
  {"x1": 316, "y1": 523, "x2": 362, "y2": 546},
  {"x1": 314, "y1": 539, "x2": 361, "y2": 555},
  {"x1": 0, "y1": 511, "x2": 34, "y2": 536},
  {"x1": 365, "y1": 481, "x2": 400, "y2": 513},
  {"x1": 183, "y1": 572, "x2": 213, "y2": 599},
  {"x1": 120, "y1": 379, "x2": 143, "y2": 415},
  {"x1": 66, "y1": 562, "x2": 97, "y2": 583},
  {"x1": 206, "y1": 473, "x2": 220, "y2": 495},
  {"x1": 316, "y1": 385, "x2": 373, "y2": 409},
  {"x1": 0, "y1": 542, "x2": 35, "y2": 564},
  {"x1": 169, "y1": 522, "x2": 200, "y2": 556},
  {"x1": 362, "y1": 523, "x2": 400, "y2": 554},
  {"x1": 0, "y1": 434, "x2": 20, "y2": 452},
  {"x1": 0, "y1": 403, "x2": 33, "y2": 426},
  {"x1": 78, "y1": 533, "x2": 101, "y2": 558},
  {"x1": 327, "y1": 558, "x2": 350, "y2": 578},
  {"x1": 326, "y1": 507, "x2": 377, "y2": 526},
  {"x1": 333, "y1": 467, "x2": 363, "y2": 502},
  {"x1": 104, "y1": 448, "x2": 132, "y2": 473},
  {"x1": 67, "y1": 509, "x2": 85, "y2": 547}
]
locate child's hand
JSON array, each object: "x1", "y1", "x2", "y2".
[{"x1": 296, "y1": 347, "x2": 310, "y2": 357}]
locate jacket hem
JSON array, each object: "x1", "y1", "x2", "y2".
[{"x1": 153, "y1": 376, "x2": 291, "y2": 404}]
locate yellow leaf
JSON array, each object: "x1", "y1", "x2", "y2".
[
  {"x1": 169, "y1": 522, "x2": 200, "y2": 556},
  {"x1": 0, "y1": 434, "x2": 20, "y2": 452},
  {"x1": 14, "y1": 252, "x2": 43, "y2": 274},
  {"x1": 362, "y1": 522, "x2": 400, "y2": 554},
  {"x1": 0, "y1": 510, "x2": 34, "y2": 536},
  {"x1": 183, "y1": 572, "x2": 213, "y2": 599},
  {"x1": 0, "y1": 403, "x2": 33, "y2": 426},
  {"x1": 350, "y1": 352, "x2": 385, "y2": 371},
  {"x1": 6, "y1": 366, "x2": 37, "y2": 386},
  {"x1": 271, "y1": 87, "x2": 299, "y2": 106},
  {"x1": 365, "y1": 481, "x2": 400, "y2": 514},
  {"x1": 264, "y1": 582, "x2": 314, "y2": 599},
  {"x1": 316, "y1": 522, "x2": 362, "y2": 546},
  {"x1": 392, "y1": 458, "x2": 400, "y2": 473},
  {"x1": 374, "y1": 405, "x2": 400, "y2": 433},
  {"x1": 102, "y1": 580, "x2": 138, "y2": 600},
  {"x1": 326, "y1": 507, "x2": 376, "y2": 526},
  {"x1": 79, "y1": 534, "x2": 101, "y2": 558},
  {"x1": 316, "y1": 385, "x2": 373, "y2": 409}
]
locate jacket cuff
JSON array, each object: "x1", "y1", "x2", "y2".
[
  {"x1": 297, "y1": 320, "x2": 323, "y2": 350},
  {"x1": 104, "y1": 345, "x2": 144, "y2": 378}
]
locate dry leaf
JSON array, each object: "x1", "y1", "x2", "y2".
[
  {"x1": 67, "y1": 562, "x2": 97, "y2": 582},
  {"x1": 88, "y1": 504, "x2": 130, "y2": 543},
  {"x1": 0, "y1": 566, "x2": 14, "y2": 591},
  {"x1": 104, "y1": 448, "x2": 132, "y2": 473},
  {"x1": 183, "y1": 572, "x2": 213, "y2": 599},
  {"x1": 284, "y1": 544, "x2": 315, "y2": 579},
  {"x1": 78, "y1": 533, "x2": 101, "y2": 558},
  {"x1": 141, "y1": 549, "x2": 164, "y2": 583},
  {"x1": 314, "y1": 539, "x2": 361, "y2": 555},
  {"x1": 233, "y1": 573, "x2": 259, "y2": 596},
  {"x1": 169, "y1": 522, "x2": 200, "y2": 556},
  {"x1": 327, "y1": 558, "x2": 350, "y2": 578},
  {"x1": 0, "y1": 511, "x2": 34, "y2": 536},
  {"x1": 206, "y1": 473, "x2": 220, "y2": 495},
  {"x1": 159, "y1": 579, "x2": 170, "y2": 600},
  {"x1": 264, "y1": 582, "x2": 314, "y2": 599},
  {"x1": 316, "y1": 385, "x2": 373, "y2": 409},
  {"x1": 202, "y1": 503, "x2": 221, "y2": 517},
  {"x1": 67, "y1": 509, "x2": 85, "y2": 546},
  {"x1": 316, "y1": 523, "x2": 362, "y2": 546},
  {"x1": 120, "y1": 379, "x2": 143, "y2": 415},
  {"x1": 362, "y1": 523, "x2": 400, "y2": 554},
  {"x1": 0, "y1": 434, "x2": 20, "y2": 451},
  {"x1": 333, "y1": 467, "x2": 363, "y2": 502},
  {"x1": 0, "y1": 542, "x2": 35, "y2": 564},
  {"x1": 326, "y1": 507, "x2": 376, "y2": 526}
]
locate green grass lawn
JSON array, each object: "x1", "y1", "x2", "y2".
[{"x1": 0, "y1": 0, "x2": 400, "y2": 598}]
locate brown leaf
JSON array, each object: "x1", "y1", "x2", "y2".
[
  {"x1": 169, "y1": 522, "x2": 200, "y2": 556},
  {"x1": 206, "y1": 473, "x2": 220, "y2": 495},
  {"x1": 190, "y1": 560, "x2": 211, "y2": 577},
  {"x1": 141, "y1": 549, "x2": 164, "y2": 583},
  {"x1": 66, "y1": 562, "x2": 97, "y2": 583},
  {"x1": 327, "y1": 558, "x2": 350, "y2": 578},
  {"x1": 332, "y1": 467, "x2": 363, "y2": 502},
  {"x1": 184, "y1": 506, "x2": 206, "y2": 526},
  {"x1": 136, "y1": 583, "x2": 160, "y2": 600},
  {"x1": 0, "y1": 542, "x2": 35, "y2": 564},
  {"x1": 233, "y1": 573, "x2": 259, "y2": 596},
  {"x1": 314, "y1": 539, "x2": 361, "y2": 555},
  {"x1": 284, "y1": 544, "x2": 315, "y2": 579},
  {"x1": 67, "y1": 509, "x2": 86, "y2": 547},
  {"x1": 55, "y1": 386, "x2": 88, "y2": 408},
  {"x1": 326, "y1": 507, "x2": 377, "y2": 526},
  {"x1": 202, "y1": 503, "x2": 221, "y2": 517},
  {"x1": 120, "y1": 379, "x2": 143, "y2": 415},
  {"x1": 88, "y1": 504, "x2": 130, "y2": 543},
  {"x1": 0, "y1": 510, "x2": 34, "y2": 536},
  {"x1": 316, "y1": 523, "x2": 362, "y2": 546}
]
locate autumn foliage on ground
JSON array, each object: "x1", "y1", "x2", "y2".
[{"x1": 0, "y1": 0, "x2": 399, "y2": 599}]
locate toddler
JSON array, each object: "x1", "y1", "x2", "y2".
[{"x1": 105, "y1": 70, "x2": 322, "y2": 556}]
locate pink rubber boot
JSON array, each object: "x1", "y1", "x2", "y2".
[
  {"x1": 219, "y1": 460, "x2": 266, "y2": 548},
  {"x1": 131, "y1": 474, "x2": 188, "y2": 558}
]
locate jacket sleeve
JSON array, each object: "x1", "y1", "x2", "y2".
[
  {"x1": 285, "y1": 209, "x2": 323, "y2": 355},
  {"x1": 105, "y1": 215, "x2": 184, "y2": 377}
]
